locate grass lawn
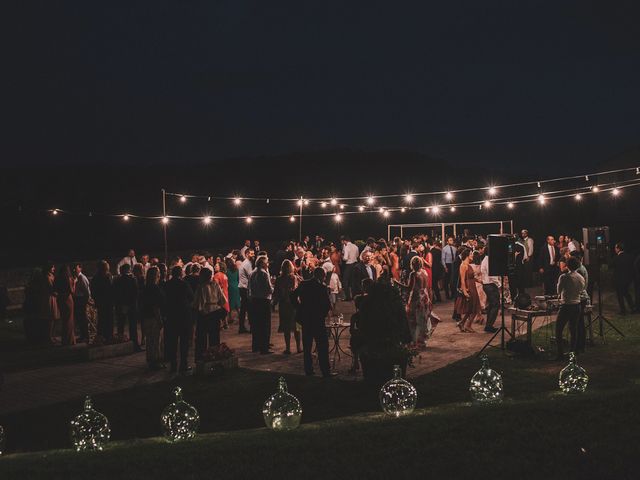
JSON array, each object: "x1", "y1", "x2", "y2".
[{"x1": 0, "y1": 311, "x2": 639, "y2": 479}]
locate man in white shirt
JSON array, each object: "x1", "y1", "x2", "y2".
[
  {"x1": 240, "y1": 240, "x2": 251, "y2": 258},
  {"x1": 521, "y1": 230, "x2": 535, "y2": 287},
  {"x1": 341, "y1": 236, "x2": 359, "y2": 301},
  {"x1": 480, "y1": 252, "x2": 501, "y2": 333},
  {"x1": 237, "y1": 249, "x2": 255, "y2": 333},
  {"x1": 117, "y1": 249, "x2": 137, "y2": 272}
]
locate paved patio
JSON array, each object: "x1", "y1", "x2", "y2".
[{"x1": 0, "y1": 293, "x2": 553, "y2": 415}]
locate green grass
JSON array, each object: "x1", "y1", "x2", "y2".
[{"x1": 0, "y1": 312, "x2": 639, "y2": 479}]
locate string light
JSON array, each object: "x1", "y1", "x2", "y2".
[
  {"x1": 450, "y1": 206, "x2": 456, "y2": 212},
  {"x1": 484, "y1": 200, "x2": 492, "y2": 208},
  {"x1": 303, "y1": 199, "x2": 309, "y2": 206},
  {"x1": 297, "y1": 199, "x2": 303, "y2": 207},
  {"x1": 592, "y1": 185, "x2": 600, "y2": 193},
  {"x1": 340, "y1": 204, "x2": 345, "y2": 210},
  {"x1": 538, "y1": 194, "x2": 546, "y2": 204},
  {"x1": 432, "y1": 206, "x2": 440, "y2": 214},
  {"x1": 320, "y1": 201, "x2": 327, "y2": 208},
  {"x1": 507, "y1": 202, "x2": 514, "y2": 209},
  {"x1": 289, "y1": 215, "x2": 296, "y2": 222},
  {"x1": 575, "y1": 193, "x2": 582, "y2": 201},
  {"x1": 400, "y1": 207, "x2": 406, "y2": 213},
  {"x1": 245, "y1": 216, "x2": 253, "y2": 224},
  {"x1": 366, "y1": 196, "x2": 375, "y2": 205},
  {"x1": 52, "y1": 208, "x2": 59, "y2": 216},
  {"x1": 180, "y1": 195, "x2": 187, "y2": 203},
  {"x1": 383, "y1": 210, "x2": 390, "y2": 218},
  {"x1": 612, "y1": 187, "x2": 620, "y2": 196},
  {"x1": 404, "y1": 194, "x2": 414, "y2": 203},
  {"x1": 358, "y1": 206, "x2": 365, "y2": 212},
  {"x1": 162, "y1": 217, "x2": 169, "y2": 224},
  {"x1": 378, "y1": 207, "x2": 385, "y2": 214},
  {"x1": 445, "y1": 192, "x2": 453, "y2": 201},
  {"x1": 233, "y1": 197, "x2": 242, "y2": 206},
  {"x1": 330, "y1": 198, "x2": 338, "y2": 206},
  {"x1": 334, "y1": 213, "x2": 342, "y2": 222},
  {"x1": 488, "y1": 187, "x2": 497, "y2": 196},
  {"x1": 203, "y1": 216, "x2": 212, "y2": 225},
  {"x1": 123, "y1": 214, "x2": 130, "y2": 221},
  {"x1": 425, "y1": 207, "x2": 431, "y2": 213}
]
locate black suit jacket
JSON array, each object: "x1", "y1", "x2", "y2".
[
  {"x1": 611, "y1": 252, "x2": 635, "y2": 287},
  {"x1": 537, "y1": 244, "x2": 560, "y2": 271},
  {"x1": 292, "y1": 279, "x2": 331, "y2": 327},
  {"x1": 352, "y1": 262, "x2": 377, "y2": 295}
]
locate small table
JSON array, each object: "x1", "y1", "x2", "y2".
[
  {"x1": 325, "y1": 323, "x2": 351, "y2": 369},
  {"x1": 509, "y1": 307, "x2": 554, "y2": 348}
]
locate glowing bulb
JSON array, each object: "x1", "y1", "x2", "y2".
[
  {"x1": 233, "y1": 197, "x2": 242, "y2": 205},
  {"x1": 592, "y1": 186, "x2": 600, "y2": 193},
  {"x1": 404, "y1": 194, "x2": 414, "y2": 203},
  {"x1": 445, "y1": 192, "x2": 453, "y2": 201},
  {"x1": 450, "y1": 206, "x2": 456, "y2": 212},
  {"x1": 358, "y1": 206, "x2": 365, "y2": 212},
  {"x1": 180, "y1": 195, "x2": 187, "y2": 203},
  {"x1": 320, "y1": 201, "x2": 327, "y2": 208},
  {"x1": 538, "y1": 194, "x2": 546, "y2": 204},
  {"x1": 340, "y1": 204, "x2": 345, "y2": 210},
  {"x1": 488, "y1": 187, "x2": 497, "y2": 196},
  {"x1": 330, "y1": 198, "x2": 338, "y2": 206},
  {"x1": 383, "y1": 210, "x2": 390, "y2": 218},
  {"x1": 484, "y1": 200, "x2": 492, "y2": 208},
  {"x1": 245, "y1": 216, "x2": 253, "y2": 224},
  {"x1": 612, "y1": 187, "x2": 620, "y2": 196},
  {"x1": 203, "y1": 216, "x2": 212, "y2": 225},
  {"x1": 334, "y1": 213, "x2": 342, "y2": 222},
  {"x1": 289, "y1": 215, "x2": 296, "y2": 222},
  {"x1": 507, "y1": 202, "x2": 514, "y2": 209},
  {"x1": 378, "y1": 207, "x2": 384, "y2": 214},
  {"x1": 123, "y1": 214, "x2": 130, "y2": 221},
  {"x1": 400, "y1": 207, "x2": 406, "y2": 213},
  {"x1": 52, "y1": 209, "x2": 59, "y2": 215},
  {"x1": 425, "y1": 207, "x2": 431, "y2": 213},
  {"x1": 303, "y1": 199, "x2": 309, "y2": 206},
  {"x1": 366, "y1": 196, "x2": 375, "y2": 205},
  {"x1": 162, "y1": 217, "x2": 169, "y2": 224},
  {"x1": 575, "y1": 193, "x2": 582, "y2": 201},
  {"x1": 297, "y1": 199, "x2": 303, "y2": 206},
  {"x1": 432, "y1": 206, "x2": 440, "y2": 214}
]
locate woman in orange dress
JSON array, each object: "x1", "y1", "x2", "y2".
[
  {"x1": 389, "y1": 244, "x2": 401, "y2": 282},
  {"x1": 213, "y1": 261, "x2": 230, "y2": 329},
  {"x1": 457, "y1": 250, "x2": 481, "y2": 333}
]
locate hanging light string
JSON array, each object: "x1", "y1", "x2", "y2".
[
  {"x1": 165, "y1": 164, "x2": 640, "y2": 203},
  {"x1": 41, "y1": 177, "x2": 640, "y2": 222}
]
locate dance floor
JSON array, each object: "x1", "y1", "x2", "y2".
[{"x1": 1, "y1": 291, "x2": 552, "y2": 415}]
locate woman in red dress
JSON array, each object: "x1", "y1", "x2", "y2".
[
  {"x1": 213, "y1": 261, "x2": 230, "y2": 329},
  {"x1": 457, "y1": 250, "x2": 481, "y2": 333}
]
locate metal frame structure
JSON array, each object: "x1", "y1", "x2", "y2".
[{"x1": 387, "y1": 220, "x2": 514, "y2": 242}]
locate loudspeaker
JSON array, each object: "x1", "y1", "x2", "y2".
[
  {"x1": 582, "y1": 226, "x2": 609, "y2": 266},
  {"x1": 488, "y1": 234, "x2": 517, "y2": 276}
]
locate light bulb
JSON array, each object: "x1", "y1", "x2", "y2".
[
  {"x1": 180, "y1": 195, "x2": 187, "y2": 203},
  {"x1": 383, "y1": 210, "x2": 390, "y2": 218},
  {"x1": 233, "y1": 197, "x2": 242, "y2": 205},
  {"x1": 303, "y1": 199, "x2": 309, "y2": 206},
  {"x1": 358, "y1": 206, "x2": 365, "y2": 212},
  {"x1": 162, "y1": 217, "x2": 169, "y2": 224},
  {"x1": 507, "y1": 202, "x2": 514, "y2": 209},
  {"x1": 488, "y1": 187, "x2": 497, "y2": 196},
  {"x1": 538, "y1": 194, "x2": 546, "y2": 204},
  {"x1": 334, "y1": 213, "x2": 342, "y2": 222},
  {"x1": 592, "y1": 186, "x2": 600, "y2": 193},
  {"x1": 340, "y1": 204, "x2": 345, "y2": 210},
  {"x1": 612, "y1": 187, "x2": 620, "y2": 196},
  {"x1": 404, "y1": 194, "x2": 414, "y2": 203},
  {"x1": 575, "y1": 193, "x2": 582, "y2": 201},
  {"x1": 123, "y1": 214, "x2": 130, "y2": 221},
  {"x1": 400, "y1": 207, "x2": 406, "y2": 213},
  {"x1": 432, "y1": 206, "x2": 440, "y2": 214},
  {"x1": 245, "y1": 216, "x2": 253, "y2": 224},
  {"x1": 289, "y1": 216, "x2": 295, "y2": 222},
  {"x1": 445, "y1": 192, "x2": 453, "y2": 200},
  {"x1": 52, "y1": 209, "x2": 59, "y2": 215},
  {"x1": 366, "y1": 196, "x2": 375, "y2": 205},
  {"x1": 450, "y1": 206, "x2": 456, "y2": 212},
  {"x1": 483, "y1": 200, "x2": 492, "y2": 208},
  {"x1": 330, "y1": 198, "x2": 338, "y2": 206},
  {"x1": 203, "y1": 216, "x2": 212, "y2": 225},
  {"x1": 320, "y1": 201, "x2": 327, "y2": 208},
  {"x1": 425, "y1": 207, "x2": 431, "y2": 213}
]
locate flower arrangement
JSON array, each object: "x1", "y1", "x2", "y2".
[
  {"x1": 90, "y1": 334, "x2": 130, "y2": 347},
  {"x1": 200, "y1": 343, "x2": 235, "y2": 362}
]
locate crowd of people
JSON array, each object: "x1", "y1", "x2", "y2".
[{"x1": 18, "y1": 228, "x2": 640, "y2": 375}]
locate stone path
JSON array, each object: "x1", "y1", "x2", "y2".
[{"x1": 1, "y1": 293, "x2": 552, "y2": 415}]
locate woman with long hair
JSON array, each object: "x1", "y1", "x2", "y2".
[
  {"x1": 456, "y1": 250, "x2": 481, "y2": 333},
  {"x1": 405, "y1": 256, "x2": 431, "y2": 349},
  {"x1": 274, "y1": 259, "x2": 301, "y2": 354},
  {"x1": 214, "y1": 261, "x2": 230, "y2": 329},
  {"x1": 193, "y1": 267, "x2": 227, "y2": 360},
  {"x1": 140, "y1": 266, "x2": 165, "y2": 369},
  {"x1": 55, "y1": 264, "x2": 76, "y2": 345},
  {"x1": 44, "y1": 263, "x2": 59, "y2": 343}
]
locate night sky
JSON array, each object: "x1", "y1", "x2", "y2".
[{"x1": 6, "y1": 1, "x2": 640, "y2": 170}]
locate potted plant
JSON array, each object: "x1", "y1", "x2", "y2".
[{"x1": 196, "y1": 343, "x2": 238, "y2": 376}]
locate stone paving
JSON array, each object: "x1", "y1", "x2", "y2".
[{"x1": 0, "y1": 294, "x2": 552, "y2": 415}]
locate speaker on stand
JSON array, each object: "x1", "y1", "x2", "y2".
[{"x1": 479, "y1": 234, "x2": 516, "y2": 354}]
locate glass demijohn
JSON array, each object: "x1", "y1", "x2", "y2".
[
  {"x1": 559, "y1": 352, "x2": 589, "y2": 394},
  {"x1": 70, "y1": 396, "x2": 111, "y2": 452},
  {"x1": 469, "y1": 355, "x2": 503, "y2": 404},
  {"x1": 379, "y1": 365, "x2": 418, "y2": 417},
  {"x1": 262, "y1": 377, "x2": 302, "y2": 431},
  {"x1": 161, "y1": 386, "x2": 200, "y2": 442}
]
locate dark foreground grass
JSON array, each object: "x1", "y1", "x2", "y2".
[
  {"x1": 1, "y1": 387, "x2": 639, "y2": 479},
  {"x1": 0, "y1": 311, "x2": 638, "y2": 478}
]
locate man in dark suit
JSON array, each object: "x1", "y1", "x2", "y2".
[
  {"x1": 112, "y1": 263, "x2": 139, "y2": 345},
  {"x1": 164, "y1": 266, "x2": 195, "y2": 373},
  {"x1": 352, "y1": 251, "x2": 377, "y2": 296},
  {"x1": 611, "y1": 242, "x2": 636, "y2": 315},
  {"x1": 538, "y1": 235, "x2": 560, "y2": 295},
  {"x1": 292, "y1": 267, "x2": 333, "y2": 377},
  {"x1": 430, "y1": 242, "x2": 444, "y2": 303},
  {"x1": 509, "y1": 240, "x2": 527, "y2": 299}
]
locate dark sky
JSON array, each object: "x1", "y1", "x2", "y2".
[{"x1": 7, "y1": 0, "x2": 640, "y2": 169}]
